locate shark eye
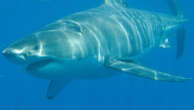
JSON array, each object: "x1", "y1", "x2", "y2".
[{"x1": 33, "y1": 45, "x2": 39, "y2": 51}]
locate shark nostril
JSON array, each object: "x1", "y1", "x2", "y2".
[
  {"x1": 2, "y1": 48, "x2": 27, "y2": 64},
  {"x1": 2, "y1": 49, "x2": 11, "y2": 56},
  {"x1": 2, "y1": 48, "x2": 20, "y2": 57},
  {"x1": 2, "y1": 49, "x2": 17, "y2": 60},
  {"x1": 2, "y1": 50, "x2": 6, "y2": 55}
]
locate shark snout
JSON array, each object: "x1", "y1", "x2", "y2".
[
  {"x1": 2, "y1": 48, "x2": 26, "y2": 64},
  {"x1": 2, "y1": 49, "x2": 12, "y2": 58}
]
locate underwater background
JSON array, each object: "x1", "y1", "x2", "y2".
[{"x1": 0, "y1": 0, "x2": 194, "y2": 110}]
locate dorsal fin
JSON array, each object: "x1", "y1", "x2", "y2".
[{"x1": 104, "y1": 0, "x2": 128, "y2": 7}]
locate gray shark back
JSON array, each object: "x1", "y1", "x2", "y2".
[{"x1": 41, "y1": 4, "x2": 183, "y2": 62}]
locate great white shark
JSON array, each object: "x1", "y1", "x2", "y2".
[{"x1": 2, "y1": 0, "x2": 191, "y2": 99}]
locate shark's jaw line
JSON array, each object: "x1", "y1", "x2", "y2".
[{"x1": 26, "y1": 58, "x2": 54, "y2": 72}]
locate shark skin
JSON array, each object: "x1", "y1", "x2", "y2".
[{"x1": 2, "y1": 0, "x2": 191, "y2": 99}]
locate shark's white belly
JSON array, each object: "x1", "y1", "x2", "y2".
[{"x1": 26, "y1": 57, "x2": 119, "y2": 80}]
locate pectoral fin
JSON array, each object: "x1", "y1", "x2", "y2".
[
  {"x1": 106, "y1": 59, "x2": 191, "y2": 82},
  {"x1": 47, "y1": 79, "x2": 71, "y2": 99}
]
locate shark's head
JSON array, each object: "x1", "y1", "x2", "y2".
[
  {"x1": 2, "y1": 35, "x2": 41, "y2": 64},
  {"x1": 2, "y1": 21, "x2": 88, "y2": 79}
]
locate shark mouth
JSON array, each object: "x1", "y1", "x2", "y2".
[
  {"x1": 26, "y1": 58, "x2": 55, "y2": 72},
  {"x1": 25, "y1": 57, "x2": 65, "y2": 80}
]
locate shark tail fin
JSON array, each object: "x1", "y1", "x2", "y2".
[
  {"x1": 168, "y1": 0, "x2": 183, "y2": 18},
  {"x1": 168, "y1": 0, "x2": 186, "y2": 59},
  {"x1": 176, "y1": 26, "x2": 185, "y2": 59}
]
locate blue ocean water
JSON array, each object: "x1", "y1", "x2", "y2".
[{"x1": 0, "y1": 0, "x2": 194, "y2": 110}]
